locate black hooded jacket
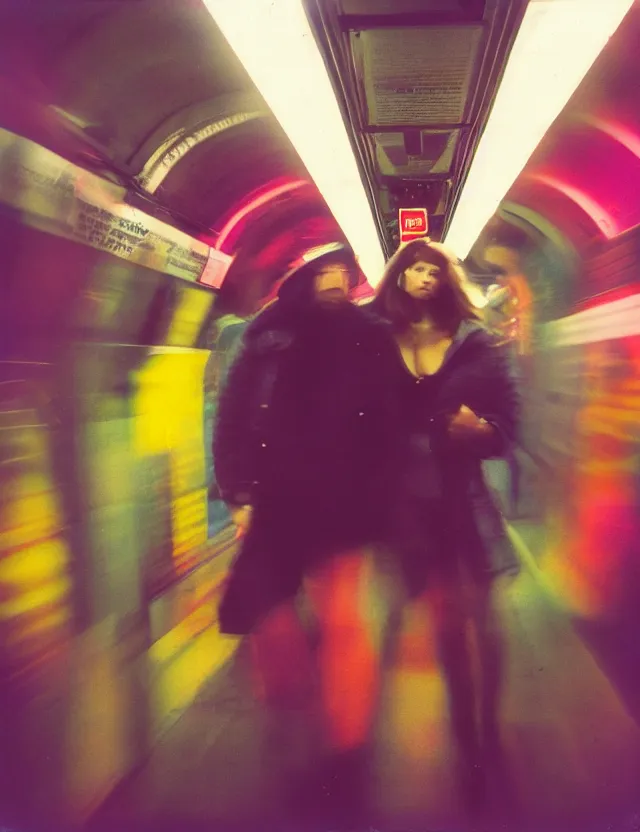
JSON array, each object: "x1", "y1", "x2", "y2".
[{"x1": 213, "y1": 269, "x2": 399, "y2": 633}]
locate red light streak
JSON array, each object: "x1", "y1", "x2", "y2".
[
  {"x1": 215, "y1": 179, "x2": 309, "y2": 253},
  {"x1": 529, "y1": 173, "x2": 620, "y2": 239}
]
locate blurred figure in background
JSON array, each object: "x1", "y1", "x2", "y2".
[
  {"x1": 369, "y1": 239, "x2": 520, "y2": 812},
  {"x1": 484, "y1": 278, "x2": 522, "y2": 517},
  {"x1": 484, "y1": 279, "x2": 513, "y2": 340},
  {"x1": 484, "y1": 245, "x2": 535, "y2": 387},
  {"x1": 213, "y1": 243, "x2": 398, "y2": 826}
]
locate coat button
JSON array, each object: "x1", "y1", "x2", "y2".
[
  {"x1": 260, "y1": 403, "x2": 269, "y2": 409},
  {"x1": 358, "y1": 411, "x2": 364, "y2": 416},
  {"x1": 261, "y1": 442, "x2": 267, "y2": 448}
]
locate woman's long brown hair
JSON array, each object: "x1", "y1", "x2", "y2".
[{"x1": 373, "y1": 239, "x2": 480, "y2": 334}]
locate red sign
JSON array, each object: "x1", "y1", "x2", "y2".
[{"x1": 399, "y1": 208, "x2": 428, "y2": 243}]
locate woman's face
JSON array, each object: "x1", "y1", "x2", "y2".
[{"x1": 401, "y1": 260, "x2": 441, "y2": 301}]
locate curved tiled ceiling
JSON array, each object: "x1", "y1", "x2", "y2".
[
  {"x1": 475, "y1": 3, "x2": 640, "y2": 280},
  {"x1": 2, "y1": 0, "x2": 638, "y2": 305},
  {"x1": 0, "y1": 0, "x2": 346, "y2": 297}
]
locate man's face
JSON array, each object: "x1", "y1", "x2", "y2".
[{"x1": 313, "y1": 263, "x2": 351, "y2": 305}]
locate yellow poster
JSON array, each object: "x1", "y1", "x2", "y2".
[{"x1": 133, "y1": 348, "x2": 210, "y2": 583}]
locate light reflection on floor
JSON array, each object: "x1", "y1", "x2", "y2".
[{"x1": 90, "y1": 526, "x2": 640, "y2": 832}]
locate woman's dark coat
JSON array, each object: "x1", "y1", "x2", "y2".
[
  {"x1": 368, "y1": 307, "x2": 522, "y2": 595},
  {"x1": 213, "y1": 275, "x2": 399, "y2": 634}
]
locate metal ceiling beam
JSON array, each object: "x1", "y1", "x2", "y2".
[
  {"x1": 339, "y1": 12, "x2": 486, "y2": 31},
  {"x1": 363, "y1": 123, "x2": 470, "y2": 132}
]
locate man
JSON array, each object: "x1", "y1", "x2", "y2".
[{"x1": 213, "y1": 242, "x2": 397, "y2": 823}]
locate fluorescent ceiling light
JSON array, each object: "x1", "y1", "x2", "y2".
[
  {"x1": 203, "y1": 0, "x2": 385, "y2": 285},
  {"x1": 444, "y1": 0, "x2": 634, "y2": 260}
]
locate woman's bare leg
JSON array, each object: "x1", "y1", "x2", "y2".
[
  {"x1": 429, "y1": 585, "x2": 479, "y2": 760},
  {"x1": 473, "y1": 582, "x2": 506, "y2": 753}
]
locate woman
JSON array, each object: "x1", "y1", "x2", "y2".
[{"x1": 368, "y1": 239, "x2": 520, "y2": 810}]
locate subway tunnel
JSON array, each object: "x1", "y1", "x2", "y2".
[{"x1": 1, "y1": 1, "x2": 640, "y2": 831}]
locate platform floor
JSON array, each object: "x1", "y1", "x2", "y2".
[{"x1": 88, "y1": 526, "x2": 640, "y2": 832}]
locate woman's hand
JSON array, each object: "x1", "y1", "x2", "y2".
[
  {"x1": 448, "y1": 405, "x2": 494, "y2": 442},
  {"x1": 229, "y1": 504, "x2": 253, "y2": 538}
]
